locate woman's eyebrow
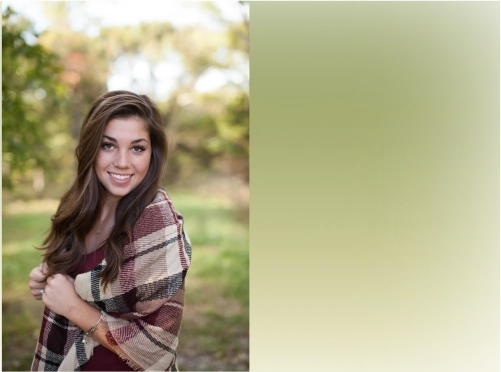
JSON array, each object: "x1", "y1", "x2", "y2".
[
  {"x1": 131, "y1": 138, "x2": 149, "y2": 144},
  {"x1": 102, "y1": 135, "x2": 149, "y2": 144},
  {"x1": 103, "y1": 135, "x2": 117, "y2": 142}
]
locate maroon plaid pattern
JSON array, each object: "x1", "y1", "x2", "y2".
[{"x1": 31, "y1": 189, "x2": 192, "y2": 371}]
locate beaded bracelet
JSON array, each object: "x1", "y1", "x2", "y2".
[{"x1": 82, "y1": 311, "x2": 104, "y2": 344}]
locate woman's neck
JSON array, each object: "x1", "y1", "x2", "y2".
[
  {"x1": 94, "y1": 197, "x2": 118, "y2": 235},
  {"x1": 85, "y1": 199, "x2": 117, "y2": 252}
]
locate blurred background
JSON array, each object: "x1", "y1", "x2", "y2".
[{"x1": 2, "y1": 1, "x2": 249, "y2": 370}]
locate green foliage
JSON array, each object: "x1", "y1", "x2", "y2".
[
  {"x1": 3, "y1": 2, "x2": 249, "y2": 197},
  {"x1": 100, "y1": 22, "x2": 176, "y2": 61},
  {"x1": 38, "y1": 2, "x2": 109, "y2": 138},
  {"x1": 2, "y1": 7, "x2": 64, "y2": 188},
  {"x1": 217, "y1": 92, "x2": 249, "y2": 156},
  {"x1": 166, "y1": 90, "x2": 249, "y2": 186}
]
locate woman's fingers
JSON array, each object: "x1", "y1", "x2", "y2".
[
  {"x1": 29, "y1": 264, "x2": 48, "y2": 300},
  {"x1": 41, "y1": 274, "x2": 81, "y2": 317},
  {"x1": 31, "y1": 287, "x2": 45, "y2": 300},
  {"x1": 29, "y1": 266, "x2": 73, "y2": 302},
  {"x1": 29, "y1": 284, "x2": 46, "y2": 300},
  {"x1": 29, "y1": 265, "x2": 45, "y2": 283}
]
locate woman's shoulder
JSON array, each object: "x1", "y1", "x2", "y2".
[
  {"x1": 136, "y1": 188, "x2": 183, "y2": 229},
  {"x1": 126, "y1": 188, "x2": 187, "y2": 256}
]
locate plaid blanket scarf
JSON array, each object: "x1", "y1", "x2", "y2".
[{"x1": 31, "y1": 188, "x2": 192, "y2": 371}]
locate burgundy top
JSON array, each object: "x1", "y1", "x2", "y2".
[{"x1": 76, "y1": 245, "x2": 135, "y2": 372}]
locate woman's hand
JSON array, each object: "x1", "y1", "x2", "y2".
[
  {"x1": 28, "y1": 263, "x2": 48, "y2": 300},
  {"x1": 42, "y1": 273, "x2": 82, "y2": 318}
]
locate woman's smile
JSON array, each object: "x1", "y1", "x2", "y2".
[{"x1": 109, "y1": 172, "x2": 133, "y2": 182}]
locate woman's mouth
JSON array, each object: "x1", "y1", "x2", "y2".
[{"x1": 109, "y1": 172, "x2": 133, "y2": 181}]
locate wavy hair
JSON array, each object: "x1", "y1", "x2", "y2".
[{"x1": 41, "y1": 91, "x2": 168, "y2": 289}]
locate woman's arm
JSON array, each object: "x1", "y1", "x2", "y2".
[{"x1": 42, "y1": 273, "x2": 117, "y2": 353}]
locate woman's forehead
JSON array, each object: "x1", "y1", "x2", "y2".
[{"x1": 103, "y1": 117, "x2": 150, "y2": 140}]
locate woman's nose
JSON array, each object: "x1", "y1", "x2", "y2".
[{"x1": 114, "y1": 150, "x2": 130, "y2": 168}]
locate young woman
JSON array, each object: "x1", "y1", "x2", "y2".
[{"x1": 28, "y1": 90, "x2": 192, "y2": 371}]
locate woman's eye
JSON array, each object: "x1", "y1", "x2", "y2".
[
  {"x1": 132, "y1": 146, "x2": 145, "y2": 153},
  {"x1": 101, "y1": 142, "x2": 114, "y2": 150}
]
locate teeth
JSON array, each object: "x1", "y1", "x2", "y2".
[{"x1": 110, "y1": 173, "x2": 132, "y2": 181}]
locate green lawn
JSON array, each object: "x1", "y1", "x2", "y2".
[{"x1": 2, "y1": 191, "x2": 249, "y2": 371}]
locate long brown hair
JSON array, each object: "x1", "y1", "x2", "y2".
[{"x1": 41, "y1": 90, "x2": 168, "y2": 289}]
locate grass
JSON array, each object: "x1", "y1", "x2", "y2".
[{"x1": 2, "y1": 191, "x2": 249, "y2": 371}]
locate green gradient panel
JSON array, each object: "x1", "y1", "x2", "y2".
[{"x1": 250, "y1": 2, "x2": 499, "y2": 372}]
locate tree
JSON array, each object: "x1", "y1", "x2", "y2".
[{"x1": 2, "y1": 6, "x2": 65, "y2": 190}]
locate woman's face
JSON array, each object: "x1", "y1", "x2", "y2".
[{"x1": 95, "y1": 117, "x2": 152, "y2": 204}]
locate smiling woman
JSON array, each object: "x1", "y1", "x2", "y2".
[{"x1": 27, "y1": 91, "x2": 192, "y2": 371}]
